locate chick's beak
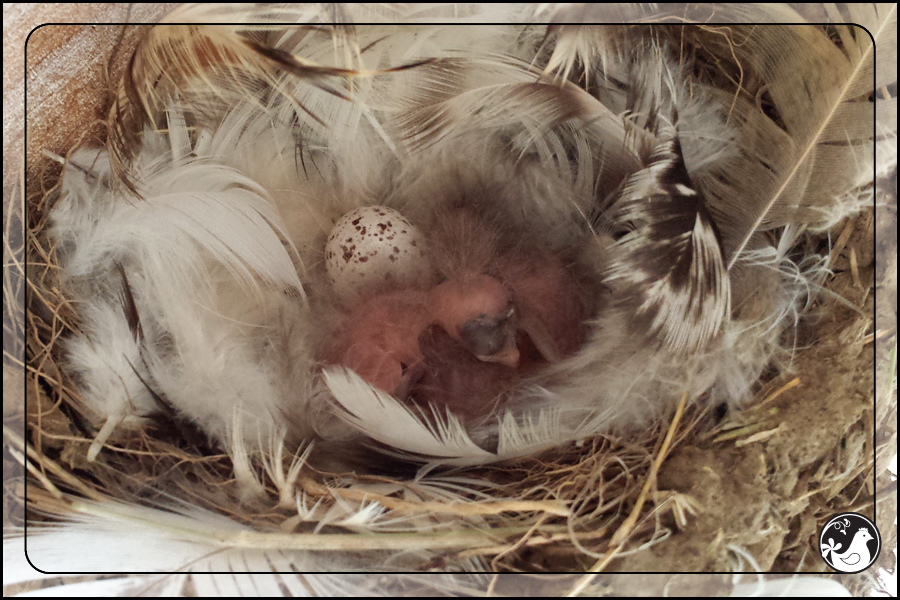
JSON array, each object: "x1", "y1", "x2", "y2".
[
  {"x1": 458, "y1": 308, "x2": 520, "y2": 369},
  {"x1": 477, "y1": 338, "x2": 520, "y2": 368}
]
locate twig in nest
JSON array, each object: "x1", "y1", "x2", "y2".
[
  {"x1": 829, "y1": 216, "x2": 857, "y2": 267},
  {"x1": 565, "y1": 391, "x2": 688, "y2": 596},
  {"x1": 705, "y1": 377, "x2": 800, "y2": 442},
  {"x1": 5, "y1": 424, "x2": 105, "y2": 502},
  {"x1": 756, "y1": 377, "x2": 801, "y2": 407},
  {"x1": 849, "y1": 247, "x2": 862, "y2": 288},
  {"x1": 297, "y1": 475, "x2": 571, "y2": 518}
]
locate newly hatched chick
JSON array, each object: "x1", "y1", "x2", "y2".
[
  {"x1": 409, "y1": 257, "x2": 588, "y2": 423},
  {"x1": 322, "y1": 205, "x2": 590, "y2": 423},
  {"x1": 323, "y1": 289, "x2": 432, "y2": 395},
  {"x1": 428, "y1": 273, "x2": 519, "y2": 368},
  {"x1": 423, "y1": 205, "x2": 590, "y2": 372},
  {"x1": 321, "y1": 273, "x2": 520, "y2": 402}
]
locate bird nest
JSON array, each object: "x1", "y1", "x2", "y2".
[{"x1": 5, "y1": 6, "x2": 897, "y2": 596}]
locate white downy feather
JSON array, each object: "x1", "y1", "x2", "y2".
[
  {"x1": 730, "y1": 576, "x2": 852, "y2": 597},
  {"x1": 52, "y1": 112, "x2": 319, "y2": 452},
  {"x1": 324, "y1": 368, "x2": 494, "y2": 465},
  {"x1": 5, "y1": 500, "x2": 492, "y2": 597},
  {"x1": 61, "y1": 300, "x2": 158, "y2": 460},
  {"x1": 325, "y1": 366, "x2": 650, "y2": 467}
]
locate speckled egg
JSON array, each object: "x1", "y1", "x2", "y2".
[{"x1": 325, "y1": 206, "x2": 432, "y2": 302}]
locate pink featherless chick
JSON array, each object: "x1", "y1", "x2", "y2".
[
  {"x1": 322, "y1": 206, "x2": 589, "y2": 423},
  {"x1": 421, "y1": 207, "x2": 588, "y2": 369},
  {"x1": 324, "y1": 273, "x2": 520, "y2": 396},
  {"x1": 326, "y1": 289, "x2": 432, "y2": 395},
  {"x1": 406, "y1": 251, "x2": 588, "y2": 422}
]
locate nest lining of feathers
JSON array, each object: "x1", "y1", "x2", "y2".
[{"x1": 7, "y1": 8, "x2": 896, "y2": 589}]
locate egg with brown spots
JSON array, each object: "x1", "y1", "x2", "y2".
[{"x1": 325, "y1": 206, "x2": 432, "y2": 303}]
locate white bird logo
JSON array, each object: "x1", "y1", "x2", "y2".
[{"x1": 822, "y1": 527, "x2": 874, "y2": 571}]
